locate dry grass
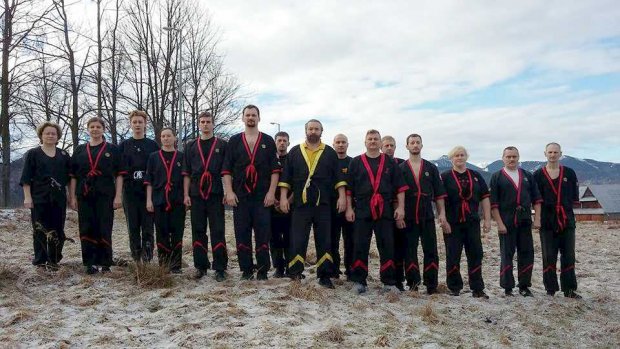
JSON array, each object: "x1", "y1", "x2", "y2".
[
  {"x1": 226, "y1": 302, "x2": 248, "y2": 317},
  {"x1": 0, "y1": 263, "x2": 20, "y2": 285},
  {"x1": 287, "y1": 280, "x2": 325, "y2": 303},
  {"x1": 374, "y1": 334, "x2": 389, "y2": 347},
  {"x1": 3, "y1": 310, "x2": 32, "y2": 327},
  {"x1": 129, "y1": 262, "x2": 175, "y2": 289},
  {"x1": 385, "y1": 290, "x2": 400, "y2": 303},
  {"x1": 318, "y1": 325, "x2": 346, "y2": 343},
  {"x1": 419, "y1": 302, "x2": 440, "y2": 325},
  {"x1": 499, "y1": 333, "x2": 511, "y2": 346},
  {"x1": 213, "y1": 331, "x2": 233, "y2": 340}
]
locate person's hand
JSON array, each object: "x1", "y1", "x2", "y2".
[
  {"x1": 394, "y1": 207, "x2": 405, "y2": 221},
  {"x1": 396, "y1": 219, "x2": 406, "y2": 229},
  {"x1": 184, "y1": 195, "x2": 192, "y2": 208},
  {"x1": 482, "y1": 219, "x2": 491, "y2": 234},
  {"x1": 280, "y1": 197, "x2": 290, "y2": 214},
  {"x1": 497, "y1": 222, "x2": 507, "y2": 234},
  {"x1": 533, "y1": 217, "x2": 541, "y2": 230},
  {"x1": 264, "y1": 191, "x2": 275, "y2": 207},
  {"x1": 24, "y1": 198, "x2": 33, "y2": 209},
  {"x1": 225, "y1": 192, "x2": 238, "y2": 207},
  {"x1": 336, "y1": 196, "x2": 347, "y2": 213},
  {"x1": 113, "y1": 195, "x2": 122, "y2": 209},
  {"x1": 146, "y1": 200, "x2": 154, "y2": 213},
  {"x1": 70, "y1": 197, "x2": 78, "y2": 211},
  {"x1": 346, "y1": 208, "x2": 355, "y2": 222}
]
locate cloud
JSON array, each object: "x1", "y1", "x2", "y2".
[{"x1": 208, "y1": 0, "x2": 620, "y2": 162}]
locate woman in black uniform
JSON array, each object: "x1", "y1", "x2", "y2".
[
  {"x1": 20, "y1": 122, "x2": 71, "y2": 271},
  {"x1": 440, "y1": 146, "x2": 491, "y2": 298},
  {"x1": 145, "y1": 127, "x2": 186, "y2": 273},
  {"x1": 69, "y1": 116, "x2": 125, "y2": 274}
]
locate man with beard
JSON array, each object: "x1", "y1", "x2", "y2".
[
  {"x1": 330, "y1": 134, "x2": 354, "y2": 280},
  {"x1": 533, "y1": 143, "x2": 581, "y2": 298},
  {"x1": 490, "y1": 146, "x2": 542, "y2": 297},
  {"x1": 346, "y1": 130, "x2": 407, "y2": 294},
  {"x1": 223, "y1": 105, "x2": 280, "y2": 280},
  {"x1": 119, "y1": 110, "x2": 159, "y2": 263},
  {"x1": 279, "y1": 120, "x2": 347, "y2": 288},
  {"x1": 396, "y1": 134, "x2": 448, "y2": 294},
  {"x1": 270, "y1": 131, "x2": 292, "y2": 278},
  {"x1": 183, "y1": 111, "x2": 229, "y2": 280}
]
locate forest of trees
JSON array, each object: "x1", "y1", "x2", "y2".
[{"x1": 0, "y1": 0, "x2": 245, "y2": 206}]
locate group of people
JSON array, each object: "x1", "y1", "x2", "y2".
[{"x1": 20, "y1": 105, "x2": 581, "y2": 299}]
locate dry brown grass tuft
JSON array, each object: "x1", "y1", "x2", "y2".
[
  {"x1": 374, "y1": 334, "x2": 389, "y2": 347},
  {"x1": 226, "y1": 302, "x2": 248, "y2": 317},
  {"x1": 499, "y1": 333, "x2": 511, "y2": 346},
  {"x1": 436, "y1": 283, "x2": 449, "y2": 294},
  {"x1": 129, "y1": 262, "x2": 175, "y2": 289},
  {"x1": 213, "y1": 331, "x2": 233, "y2": 340},
  {"x1": 0, "y1": 264, "x2": 20, "y2": 285},
  {"x1": 160, "y1": 289, "x2": 174, "y2": 298},
  {"x1": 419, "y1": 302, "x2": 440, "y2": 325},
  {"x1": 385, "y1": 290, "x2": 400, "y2": 303},
  {"x1": 319, "y1": 325, "x2": 346, "y2": 343},
  {"x1": 78, "y1": 298, "x2": 100, "y2": 307},
  {"x1": 3, "y1": 310, "x2": 32, "y2": 327},
  {"x1": 287, "y1": 280, "x2": 325, "y2": 303}
]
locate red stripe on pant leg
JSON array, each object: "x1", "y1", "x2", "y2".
[
  {"x1": 469, "y1": 265, "x2": 481, "y2": 275},
  {"x1": 157, "y1": 243, "x2": 172, "y2": 254},
  {"x1": 561, "y1": 265, "x2": 574, "y2": 273},
  {"x1": 193, "y1": 241, "x2": 208, "y2": 252},
  {"x1": 80, "y1": 236, "x2": 99, "y2": 245},
  {"x1": 212, "y1": 242, "x2": 225, "y2": 252},
  {"x1": 518, "y1": 264, "x2": 533, "y2": 276},
  {"x1": 424, "y1": 262, "x2": 438, "y2": 272},
  {"x1": 406, "y1": 263, "x2": 419, "y2": 273},
  {"x1": 447, "y1": 266, "x2": 459, "y2": 276},
  {"x1": 256, "y1": 244, "x2": 269, "y2": 252},
  {"x1": 100, "y1": 239, "x2": 111, "y2": 247},
  {"x1": 174, "y1": 241, "x2": 183, "y2": 250},
  {"x1": 380, "y1": 260, "x2": 395, "y2": 273},
  {"x1": 352, "y1": 260, "x2": 368, "y2": 272},
  {"x1": 237, "y1": 243, "x2": 251, "y2": 252},
  {"x1": 500, "y1": 265, "x2": 512, "y2": 276},
  {"x1": 543, "y1": 265, "x2": 556, "y2": 273}
]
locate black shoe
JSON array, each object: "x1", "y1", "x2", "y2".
[
  {"x1": 427, "y1": 288, "x2": 438, "y2": 295},
  {"x1": 170, "y1": 268, "x2": 182, "y2": 274},
  {"x1": 100, "y1": 266, "x2": 111, "y2": 273},
  {"x1": 408, "y1": 284, "x2": 419, "y2": 292},
  {"x1": 319, "y1": 277, "x2": 335, "y2": 289},
  {"x1": 472, "y1": 290, "x2": 489, "y2": 299},
  {"x1": 272, "y1": 268, "x2": 285, "y2": 278},
  {"x1": 241, "y1": 271, "x2": 254, "y2": 280},
  {"x1": 46, "y1": 263, "x2": 59, "y2": 272},
  {"x1": 449, "y1": 289, "x2": 460, "y2": 296},
  {"x1": 194, "y1": 269, "x2": 206, "y2": 279},
  {"x1": 85, "y1": 266, "x2": 98, "y2": 275},
  {"x1": 257, "y1": 272, "x2": 268, "y2": 280},
  {"x1": 564, "y1": 290, "x2": 582, "y2": 299},
  {"x1": 519, "y1": 287, "x2": 533, "y2": 297},
  {"x1": 546, "y1": 290, "x2": 556, "y2": 296},
  {"x1": 504, "y1": 289, "x2": 514, "y2": 296},
  {"x1": 395, "y1": 282, "x2": 405, "y2": 292},
  {"x1": 215, "y1": 271, "x2": 226, "y2": 282}
]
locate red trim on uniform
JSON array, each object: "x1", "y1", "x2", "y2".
[
  {"x1": 435, "y1": 194, "x2": 447, "y2": 201},
  {"x1": 561, "y1": 265, "x2": 574, "y2": 273},
  {"x1": 361, "y1": 153, "x2": 386, "y2": 220},
  {"x1": 212, "y1": 242, "x2": 225, "y2": 252},
  {"x1": 451, "y1": 169, "x2": 474, "y2": 223},
  {"x1": 406, "y1": 160, "x2": 424, "y2": 225},
  {"x1": 406, "y1": 262, "x2": 419, "y2": 273},
  {"x1": 542, "y1": 166, "x2": 568, "y2": 232},
  {"x1": 158, "y1": 150, "x2": 178, "y2": 212},
  {"x1": 241, "y1": 132, "x2": 263, "y2": 193},
  {"x1": 501, "y1": 168, "x2": 523, "y2": 226},
  {"x1": 237, "y1": 243, "x2": 252, "y2": 252},
  {"x1": 447, "y1": 265, "x2": 459, "y2": 276},
  {"x1": 174, "y1": 241, "x2": 183, "y2": 250},
  {"x1": 143, "y1": 181, "x2": 151, "y2": 185},
  {"x1": 424, "y1": 262, "x2": 438, "y2": 272},
  {"x1": 181, "y1": 171, "x2": 189, "y2": 176},
  {"x1": 196, "y1": 137, "x2": 219, "y2": 200},
  {"x1": 500, "y1": 265, "x2": 512, "y2": 276},
  {"x1": 117, "y1": 170, "x2": 128, "y2": 175},
  {"x1": 481, "y1": 193, "x2": 490, "y2": 199},
  {"x1": 351, "y1": 260, "x2": 368, "y2": 272},
  {"x1": 80, "y1": 236, "x2": 98, "y2": 245},
  {"x1": 83, "y1": 141, "x2": 107, "y2": 196},
  {"x1": 518, "y1": 264, "x2": 533, "y2": 276},
  {"x1": 397, "y1": 185, "x2": 409, "y2": 193},
  {"x1": 379, "y1": 260, "x2": 395, "y2": 273},
  {"x1": 157, "y1": 243, "x2": 172, "y2": 254},
  {"x1": 491, "y1": 203, "x2": 499, "y2": 208},
  {"x1": 221, "y1": 170, "x2": 231, "y2": 175},
  {"x1": 543, "y1": 265, "x2": 556, "y2": 273},
  {"x1": 346, "y1": 190, "x2": 352, "y2": 196},
  {"x1": 271, "y1": 169, "x2": 281, "y2": 174},
  {"x1": 193, "y1": 241, "x2": 209, "y2": 253},
  {"x1": 255, "y1": 243, "x2": 269, "y2": 252},
  {"x1": 469, "y1": 265, "x2": 481, "y2": 275},
  {"x1": 100, "y1": 238, "x2": 112, "y2": 248}
]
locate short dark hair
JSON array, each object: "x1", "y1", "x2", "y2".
[
  {"x1": 366, "y1": 129, "x2": 380, "y2": 137},
  {"x1": 198, "y1": 111, "x2": 214, "y2": 123},
  {"x1": 242, "y1": 104, "x2": 260, "y2": 117},
  {"x1": 160, "y1": 127, "x2": 176, "y2": 135},
  {"x1": 87, "y1": 116, "x2": 106, "y2": 129},
  {"x1": 36, "y1": 121, "x2": 62, "y2": 144},
  {"x1": 305, "y1": 119, "x2": 323, "y2": 131},
  {"x1": 406, "y1": 133, "x2": 422, "y2": 145},
  {"x1": 275, "y1": 131, "x2": 289, "y2": 140}
]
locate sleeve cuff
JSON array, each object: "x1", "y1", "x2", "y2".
[
  {"x1": 118, "y1": 171, "x2": 128, "y2": 175},
  {"x1": 534, "y1": 199, "x2": 543, "y2": 204},
  {"x1": 481, "y1": 194, "x2": 490, "y2": 199},
  {"x1": 143, "y1": 181, "x2": 151, "y2": 186},
  {"x1": 346, "y1": 190, "x2": 352, "y2": 196},
  {"x1": 491, "y1": 203, "x2": 499, "y2": 209},
  {"x1": 221, "y1": 170, "x2": 231, "y2": 176},
  {"x1": 277, "y1": 182, "x2": 291, "y2": 189},
  {"x1": 272, "y1": 169, "x2": 282, "y2": 174},
  {"x1": 397, "y1": 185, "x2": 409, "y2": 193},
  {"x1": 334, "y1": 181, "x2": 347, "y2": 190},
  {"x1": 435, "y1": 194, "x2": 447, "y2": 201},
  {"x1": 181, "y1": 171, "x2": 189, "y2": 176}
]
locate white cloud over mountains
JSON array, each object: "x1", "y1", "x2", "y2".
[{"x1": 208, "y1": 0, "x2": 620, "y2": 163}]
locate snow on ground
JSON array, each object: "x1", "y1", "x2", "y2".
[{"x1": 1, "y1": 209, "x2": 619, "y2": 348}]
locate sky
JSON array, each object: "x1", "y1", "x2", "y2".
[{"x1": 205, "y1": 0, "x2": 620, "y2": 165}]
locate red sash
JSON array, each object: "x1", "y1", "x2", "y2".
[
  {"x1": 451, "y1": 169, "x2": 473, "y2": 223},
  {"x1": 158, "y1": 150, "x2": 178, "y2": 211},
  {"x1": 361, "y1": 153, "x2": 386, "y2": 220},
  {"x1": 196, "y1": 137, "x2": 218, "y2": 200},
  {"x1": 83, "y1": 141, "x2": 107, "y2": 196},
  {"x1": 241, "y1": 132, "x2": 262, "y2": 193}
]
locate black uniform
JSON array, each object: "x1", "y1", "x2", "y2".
[
  {"x1": 222, "y1": 132, "x2": 280, "y2": 275},
  {"x1": 184, "y1": 137, "x2": 228, "y2": 273},
  {"x1": 20, "y1": 147, "x2": 71, "y2": 266},
  {"x1": 271, "y1": 153, "x2": 291, "y2": 275},
  {"x1": 441, "y1": 169, "x2": 490, "y2": 293},
  {"x1": 490, "y1": 168, "x2": 542, "y2": 291},
  {"x1": 398, "y1": 159, "x2": 447, "y2": 291},
  {"x1": 330, "y1": 155, "x2": 354, "y2": 278},
  {"x1": 145, "y1": 149, "x2": 186, "y2": 270},
  {"x1": 279, "y1": 143, "x2": 346, "y2": 279},
  {"x1": 348, "y1": 153, "x2": 407, "y2": 286},
  {"x1": 119, "y1": 137, "x2": 159, "y2": 262},
  {"x1": 71, "y1": 142, "x2": 125, "y2": 268},
  {"x1": 389, "y1": 157, "x2": 407, "y2": 285},
  {"x1": 533, "y1": 166, "x2": 579, "y2": 294}
]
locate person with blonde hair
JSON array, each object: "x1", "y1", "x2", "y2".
[
  {"x1": 440, "y1": 146, "x2": 491, "y2": 298},
  {"x1": 119, "y1": 110, "x2": 159, "y2": 263},
  {"x1": 20, "y1": 122, "x2": 71, "y2": 271}
]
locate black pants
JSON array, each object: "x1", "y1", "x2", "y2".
[
  {"x1": 123, "y1": 190, "x2": 154, "y2": 262},
  {"x1": 402, "y1": 219, "x2": 439, "y2": 290},
  {"x1": 190, "y1": 195, "x2": 228, "y2": 272},
  {"x1": 78, "y1": 195, "x2": 114, "y2": 267},
  {"x1": 330, "y1": 210, "x2": 354, "y2": 277},
  {"x1": 31, "y1": 201, "x2": 66, "y2": 265},
  {"x1": 540, "y1": 227, "x2": 577, "y2": 293},
  {"x1": 394, "y1": 225, "x2": 406, "y2": 283},
  {"x1": 499, "y1": 224, "x2": 534, "y2": 290},
  {"x1": 154, "y1": 203, "x2": 186, "y2": 270},
  {"x1": 444, "y1": 221, "x2": 485, "y2": 292},
  {"x1": 288, "y1": 205, "x2": 333, "y2": 278},
  {"x1": 233, "y1": 197, "x2": 271, "y2": 274},
  {"x1": 351, "y1": 217, "x2": 396, "y2": 286},
  {"x1": 270, "y1": 213, "x2": 291, "y2": 273}
]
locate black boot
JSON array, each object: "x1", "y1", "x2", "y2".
[
  {"x1": 564, "y1": 290, "x2": 582, "y2": 299},
  {"x1": 319, "y1": 277, "x2": 335, "y2": 289},
  {"x1": 472, "y1": 290, "x2": 489, "y2": 299},
  {"x1": 241, "y1": 270, "x2": 254, "y2": 280},
  {"x1": 215, "y1": 270, "x2": 226, "y2": 282},
  {"x1": 519, "y1": 287, "x2": 533, "y2": 297}
]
